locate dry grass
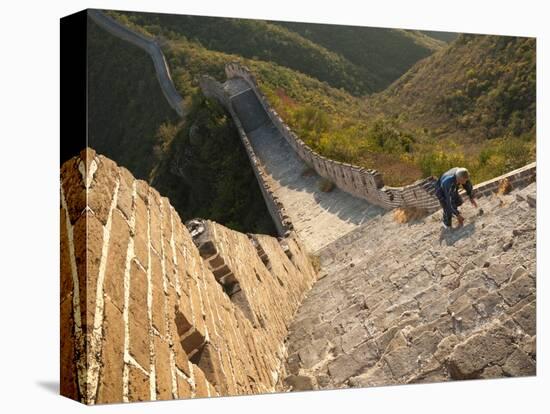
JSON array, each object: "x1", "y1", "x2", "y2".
[
  {"x1": 497, "y1": 177, "x2": 513, "y2": 195},
  {"x1": 307, "y1": 253, "x2": 322, "y2": 274},
  {"x1": 393, "y1": 206, "x2": 430, "y2": 223},
  {"x1": 358, "y1": 152, "x2": 423, "y2": 187}
]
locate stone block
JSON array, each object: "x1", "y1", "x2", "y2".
[
  {"x1": 97, "y1": 298, "x2": 124, "y2": 404},
  {"x1": 502, "y1": 349, "x2": 536, "y2": 377},
  {"x1": 150, "y1": 252, "x2": 165, "y2": 336},
  {"x1": 411, "y1": 330, "x2": 442, "y2": 357},
  {"x1": 483, "y1": 263, "x2": 512, "y2": 287},
  {"x1": 298, "y1": 339, "x2": 329, "y2": 369},
  {"x1": 60, "y1": 156, "x2": 86, "y2": 225},
  {"x1": 191, "y1": 343, "x2": 224, "y2": 395},
  {"x1": 473, "y1": 292, "x2": 506, "y2": 318},
  {"x1": 60, "y1": 295, "x2": 77, "y2": 400},
  {"x1": 177, "y1": 376, "x2": 192, "y2": 399},
  {"x1": 135, "y1": 180, "x2": 149, "y2": 203},
  {"x1": 104, "y1": 210, "x2": 130, "y2": 311},
  {"x1": 383, "y1": 346, "x2": 421, "y2": 379},
  {"x1": 447, "y1": 294, "x2": 472, "y2": 314},
  {"x1": 116, "y1": 167, "x2": 134, "y2": 221},
  {"x1": 60, "y1": 207, "x2": 73, "y2": 303},
  {"x1": 512, "y1": 301, "x2": 536, "y2": 336},
  {"x1": 448, "y1": 324, "x2": 515, "y2": 379},
  {"x1": 327, "y1": 353, "x2": 362, "y2": 384},
  {"x1": 74, "y1": 212, "x2": 103, "y2": 333},
  {"x1": 499, "y1": 274, "x2": 535, "y2": 306},
  {"x1": 351, "y1": 339, "x2": 379, "y2": 369},
  {"x1": 193, "y1": 366, "x2": 209, "y2": 398},
  {"x1": 284, "y1": 375, "x2": 315, "y2": 391},
  {"x1": 133, "y1": 196, "x2": 149, "y2": 268},
  {"x1": 127, "y1": 365, "x2": 150, "y2": 402},
  {"x1": 341, "y1": 325, "x2": 370, "y2": 354},
  {"x1": 154, "y1": 336, "x2": 173, "y2": 400},
  {"x1": 479, "y1": 365, "x2": 503, "y2": 379},
  {"x1": 128, "y1": 261, "x2": 150, "y2": 369},
  {"x1": 148, "y1": 195, "x2": 162, "y2": 255},
  {"x1": 88, "y1": 156, "x2": 118, "y2": 225}
]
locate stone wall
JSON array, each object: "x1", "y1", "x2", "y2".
[
  {"x1": 199, "y1": 76, "x2": 294, "y2": 236},
  {"x1": 60, "y1": 148, "x2": 318, "y2": 405},
  {"x1": 87, "y1": 9, "x2": 185, "y2": 117},
  {"x1": 223, "y1": 62, "x2": 536, "y2": 211},
  {"x1": 284, "y1": 179, "x2": 536, "y2": 389},
  {"x1": 458, "y1": 162, "x2": 536, "y2": 199}
]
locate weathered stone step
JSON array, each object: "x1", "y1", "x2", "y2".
[{"x1": 283, "y1": 183, "x2": 536, "y2": 391}]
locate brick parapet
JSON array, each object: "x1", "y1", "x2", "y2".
[
  {"x1": 60, "y1": 149, "x2": 318, "y2": 404},
  {"x1": 199, "y1": 75, "x2": 294, "y2": 236}
]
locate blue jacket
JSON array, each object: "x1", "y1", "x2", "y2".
[{"x1": 436, "y1": 167, "x2": 474, "y2": 216}]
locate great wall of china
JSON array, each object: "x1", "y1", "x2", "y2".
[
  {"x1": 88, "y1": 9, "x2": 185, "y2": 117},
  {"x1": 60, "y1": 148, "x2": 318, "y2": 403},
  {"x1": 198, "y1": 65, "x2": 536, "y2": 252},
  {"x1": 60, "y1": 10, "x2": 537, "y2": 404}
]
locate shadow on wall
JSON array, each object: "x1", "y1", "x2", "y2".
[
  {"x1": 246, "y1": 119, "x2": 387, "y2": 227},
  {"x1": 438, "y1": 222, "x2": 476, "y2": 246}
]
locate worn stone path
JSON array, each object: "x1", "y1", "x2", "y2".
[
  {"x1": 283, "y1": 183, "x2": 536, "y2": 390},
  {"x1": 224, "y1": 78, "x2": 386, "y2": 253}
]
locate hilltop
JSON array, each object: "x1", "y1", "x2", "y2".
[
  {"x1": 366, "y1": 34, "x2": 535, "y2": 142},
  {"x1": 364, "y1": 33, "x2": 536, "y2": 181},
  {"x1": 271, "y1": 20, "x2": 445, "y2": 91}
]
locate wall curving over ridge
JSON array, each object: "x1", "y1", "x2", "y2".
[
  {"x1": 199, "y1": 76, "x2": 294, "y2": 237},
  {"x1": 223, "y1": 62, "x2": 440, "y2": 210},
  {"x1": 85, "y1": 11, "x2": 536, "y2": 229},
  {"x1": 199, "y1": 62, "x2": 535, "y2": 253},
  {"x1": 87, "y1": 9, "x2": 185, "y2": 117},
  {"x1": 222, "y1": 62, "x2": 536, "y2": 211}
]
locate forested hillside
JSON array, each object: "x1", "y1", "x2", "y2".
[
  {"x1": 87, "y1": 15, "x2": 277, "y2": 234},
  {"x1": 88, "y1": 17, "x2": 180, "y2": 180},
  {"x1": 272, "y1": 20, "x2": 444, "y2": 91},
  {"x1": 102, "y1": 10, "x2": 535, "y2": 188},
  {"x1": 365, "y1": 34, "x2": 536, "y2": 180},
  {"x1": 420, "y1": 30, "x2": 459, "y2": 42},
  {"x1": 109, "y1": 10, "x2": 443, "y2": 95}
]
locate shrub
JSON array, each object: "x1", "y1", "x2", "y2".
[
  {"x1": 393, "y1": 207, "x2": 429, "y2": 223},
  {"x1": 417, "y1": 149, "x2": 466, "y2": 178},
  {"x1": 307, "y1": 253, "x2": 321, "y2": 274}
]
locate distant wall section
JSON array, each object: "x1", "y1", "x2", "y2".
[
  {"x1": 199, "y1": 76, "x2": 294, "y2": 237},
  {"x1": 88, "y1": 9, "x2": 185, "y2": 117}
]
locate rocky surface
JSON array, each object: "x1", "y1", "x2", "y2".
[{"x1": 284, "y1": 182, "x2": 536, "y2": 390}]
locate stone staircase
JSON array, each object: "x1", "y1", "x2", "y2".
[
  {"x1": 223, "y1": 77, "x2": 386, "y2": 253},
  {"x1": 283, "y1": 182, "x2": 536, "y2": 390}
]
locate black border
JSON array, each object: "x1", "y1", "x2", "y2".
[{"x1": 60, "y1": 9, "x2": 88, "y2": 165}]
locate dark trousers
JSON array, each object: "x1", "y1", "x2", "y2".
[{"x1": 435, "y1": 186, "x2": 463, "y2": 226}]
